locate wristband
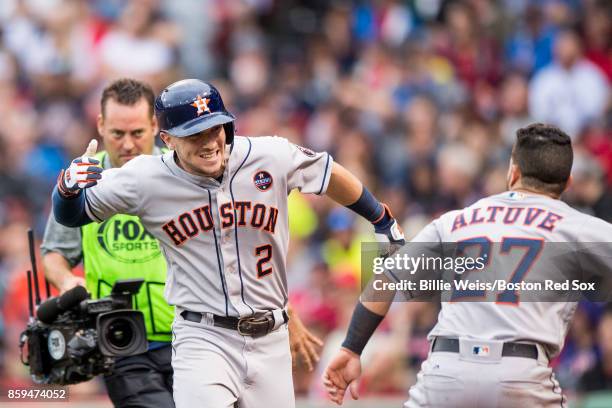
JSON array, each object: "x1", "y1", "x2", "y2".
[
  {"x1": 347, "y1": 187, "x2": 386, "y2": 224},
  {"x1": 373, "y1": 203, "x2": 394, "y2": 232},
  {"x1": 341, "y1": 302, "x2": 384, "y2": 355}
]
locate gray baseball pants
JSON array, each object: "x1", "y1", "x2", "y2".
[
  {"x1": 171, "y1": 308, "x2": 294, "y2": 408},
  {"x1": 405, "y1": 338, "x2": 566, "y2": 408}
]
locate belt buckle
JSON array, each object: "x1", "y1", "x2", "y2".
[
  {"x1": 237, "y1": 315, "x2": 271, "y2": 337},
  {"x1": 237, "y1": 317, "x2": 253, "y2": 336}
]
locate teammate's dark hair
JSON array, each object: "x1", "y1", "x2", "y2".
[
  {"x1": 101, "y1": 78, "x2": 155, "y2": 117},
  {"x1": 512, "y1": 123, "x2": 573, "y2": 196}
]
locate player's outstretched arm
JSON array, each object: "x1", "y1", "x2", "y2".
[
  {"x1": 323, "y1": 288, "x2": 394, "y2": 405},
  {"x1": 325, "y1": 162, "x2": 405, "y2": 255},
  {"x1": 323, "y1": 348, "x2": 361, "y2": 405},
  {"x1": 53, "y1": 139, "x2": 102, "y2": 227}
]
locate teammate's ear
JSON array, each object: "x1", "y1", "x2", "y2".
[
  {"x1": 151, "y1": 115, "x2": 159, "y2": 135},
  {"x1": 96, "y1": 114, "x2": 104, "y2": 136},
  {"x1": 508, "y1": 164, "x2": 521, "y2": 188}
]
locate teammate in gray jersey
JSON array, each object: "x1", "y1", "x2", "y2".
[
  {"x1": 324, "y1": 123, "x2": 612, "y2": 407},
  {"x1": 51, "y1": 79, "x2": 405, "y2": 408}
]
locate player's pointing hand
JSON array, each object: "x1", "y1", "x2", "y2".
[
  {"x1": 323, "y1": 348, "x2": 361, "y2": 405},
  {"x1": 57, "y1": 139, "x2": 103, "y2": 198}
]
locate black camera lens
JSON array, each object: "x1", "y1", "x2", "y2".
[
  {"x1": 97, "y1": 310, "x2": 147, "y2": 357},
  {"x1": 105, "y1": 319, "x2": 134, "y2": 349}
]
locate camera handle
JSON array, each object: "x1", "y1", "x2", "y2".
[{"x1": 110, "y1": 279, "x2": 145, "y2": 308}]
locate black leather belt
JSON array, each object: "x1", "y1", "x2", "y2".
[
  {"x1": 432, "y1": 337, "x2": 538, "y2": 360},
  {"x1": 180, "y1": 310, "x2": 289, "y2": 337}
]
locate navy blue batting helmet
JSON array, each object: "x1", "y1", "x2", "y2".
[{"x1": 155, "y1": 79, "x2": 235, "y2": 144}]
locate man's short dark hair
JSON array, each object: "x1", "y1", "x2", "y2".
[
  {"x1": 512, "y1": 123, "x2": 573, "y2": 195},
  {"x1": 100, "y1": 78, "x2": 155, "y2": 117}
]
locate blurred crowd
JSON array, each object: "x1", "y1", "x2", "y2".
[{"x1": 0, "y1": 0, "x2": 611, "y2": 404}]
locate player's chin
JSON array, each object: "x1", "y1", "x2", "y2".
[{"x1": 194, "y1": 156, "x2": 223, "y2": 177}]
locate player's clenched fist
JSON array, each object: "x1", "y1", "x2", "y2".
[
  {"x1": 373, "y1": 204, "x2": 405, "y2": 257},
  {"x1": 57, "y1": 139, "x2": 102, "y2": 198}
]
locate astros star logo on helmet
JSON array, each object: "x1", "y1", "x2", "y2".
[{"x1": 191, "y1": 95, "x2": 211, "y2": 116}]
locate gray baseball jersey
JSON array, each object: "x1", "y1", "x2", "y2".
[
  {"x1": 82, "y1": 136, "x2": 333, "y2": 317},
  {"x1": 398, "y1": 191, "x2": 612, "y2": 358}
]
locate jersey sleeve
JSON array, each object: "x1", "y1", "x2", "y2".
[
  {"x1": 284, "y1": 139, "x2": 333, "y2": 195},
  {"x1": 84, "y1": 157, "x2": 143, "y2": 221},
  {"x1": 411, "y1": 218, "x2": 444, "y2": 242},
  {"x1": 40, "y1": 210, "x2": 83, "y2": 267},
  {"x1": 576, "y1": 217, "x2": 612, "y2": 299}
]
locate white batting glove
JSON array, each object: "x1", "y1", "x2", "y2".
[
  {"x1": 57, "y1": 140, "x2": 102, "y2": 198},
  {"x1": 374, "y1": 204, "x2": 405, "y2": 257}
]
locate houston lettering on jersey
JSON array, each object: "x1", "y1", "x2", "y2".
[
  {"x1": 162, "y1": 201, "x2": 279, "y2": 245},
  {"x1": 451, "y1": 206, "x2": 563, "y2": 233}
]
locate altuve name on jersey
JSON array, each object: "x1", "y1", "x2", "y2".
[
  {"x1": 451, "y1": 206, "x2": 563, "y2": 233},
  {"x1": 162, "y1": 201, "x2": 279, "y2": 245}
]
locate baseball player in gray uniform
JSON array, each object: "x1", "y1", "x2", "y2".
[
  {"x1": 324, "y1": 123, "x2": 612, "y2": 407},
  {"x1": 51, "y1": 79, "x2": 405, "y2": 408}
]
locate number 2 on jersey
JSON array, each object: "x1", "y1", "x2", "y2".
[
  {"x1": 451, "y1": 237, "x2": 543, "y2": 305},
  {"x1": 255, "y1": 244, "x2": 273, "y2": 278}
]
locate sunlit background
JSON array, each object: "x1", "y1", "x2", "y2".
[{"x1": 0, "y1": 0, "x2": 611, "y2": 406}]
